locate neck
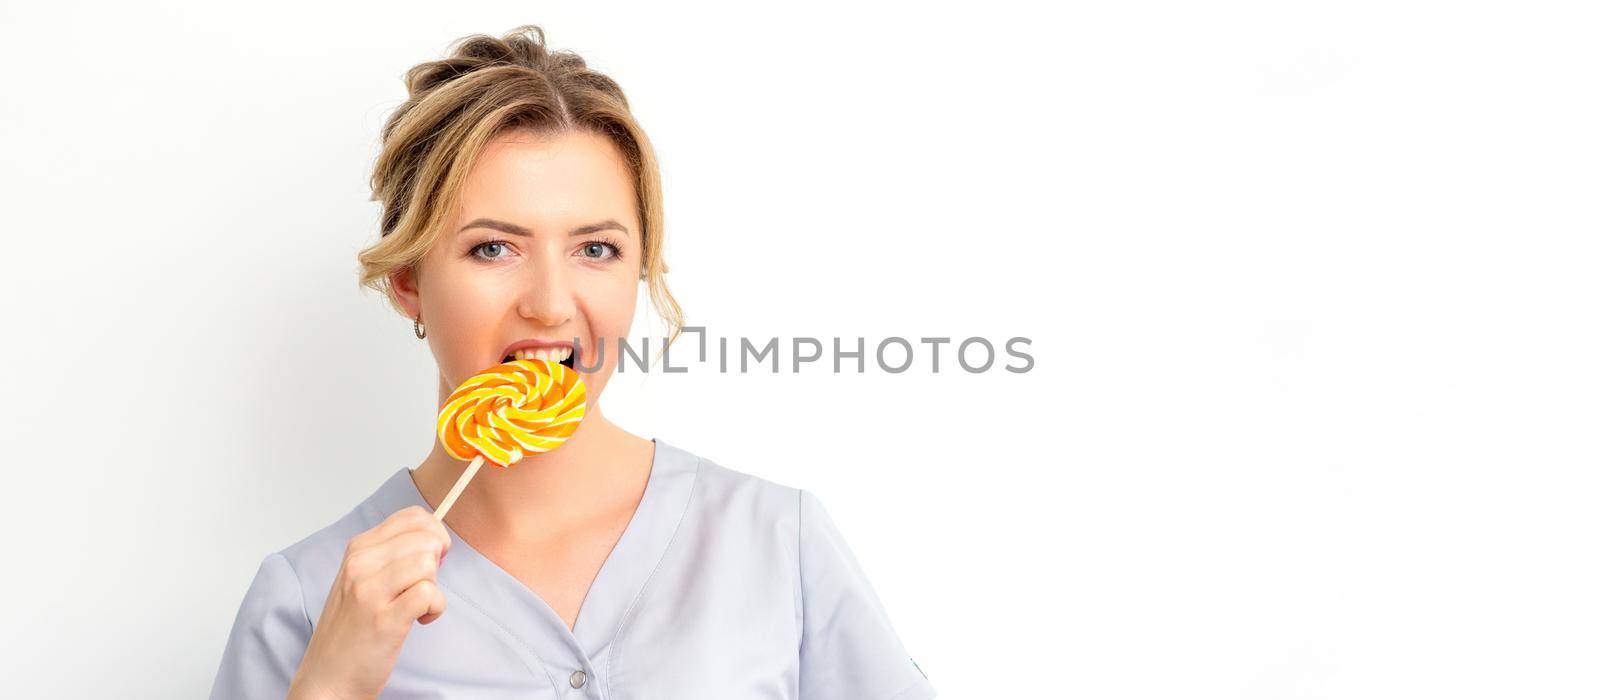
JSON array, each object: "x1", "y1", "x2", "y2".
[{"x1": 410, "y1": 374, "x2": 654, "y2": 538}]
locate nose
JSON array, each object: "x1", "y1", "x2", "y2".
[{"x1": 516, "y1": 259, "x2": 577, "y2": 327}]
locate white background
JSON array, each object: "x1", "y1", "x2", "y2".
[{"x1": 2, "y1": 1, "x2": 1597, "y2": 698}]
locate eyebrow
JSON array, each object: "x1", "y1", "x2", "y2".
[{"x1": 457, "y1": 217, "x2": 631, "y2": 238}]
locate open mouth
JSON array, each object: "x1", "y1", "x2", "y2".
[{"x1": 502, "y1": 351, "x2": 577, "y2": 370}]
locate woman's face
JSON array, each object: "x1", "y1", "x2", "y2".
[{"x1": 391, "y1": 127, "x2": 643, "y2": 409}]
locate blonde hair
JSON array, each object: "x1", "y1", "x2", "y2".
[{"x1": 356, "y1": 25, "x2": 684, "y2": 346}]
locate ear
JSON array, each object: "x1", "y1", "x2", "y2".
[{"x1": 390, "y1": 266, "x2": 421, "y2": 318}]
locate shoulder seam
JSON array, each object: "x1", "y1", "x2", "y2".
[
  {"x1": 796, "y1": 488, "x2": 807, "y2": 653},
  {"x1": 270, "y1": 550, "x2": 314, "y2": 632}
]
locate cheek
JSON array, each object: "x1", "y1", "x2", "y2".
[
  {"x1": 583, "y1": 272, "x2": 643, "y2": 337},
  {"x1": 577, "y1": 274, "x2": 643, "y2": 389},
  {"x1": 422, "y1": 265, "x2": 508, "y2": 378},
  {"x1": 429, "y1": 270, "x2": 504, "y2": 332}
]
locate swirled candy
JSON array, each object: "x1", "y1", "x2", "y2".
[{"x1": 437, "y1": 358, "x2": 587, "y2": 468}]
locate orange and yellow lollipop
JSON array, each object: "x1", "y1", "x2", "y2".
[{"x1": 431, "y1": 358, "x2": 587, "y2": 520}]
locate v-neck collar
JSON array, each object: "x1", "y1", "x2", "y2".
[{"x1": 368, "y1": 437, "x2": 701, "y2": 683}]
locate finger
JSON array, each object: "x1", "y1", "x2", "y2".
[
  {"x1": 344, "y1": 526, "x2": 448, "y2": 584},
  {"x1": 395, "y1": 579, "x2": 447, "y2": 625},
  {"x1": 370, "y1": 527, "x2": 451, "y2": 569},
  {"x1": 417, "y1": 584, "x2": 448, "y2": 625},
  {"x1": 348, "y1": 505, "x2": 435, "y2": 552},
  {"x1": 371, "y1": 540, "x2": 444, "y2": 601},
  {"x1": 371, "y1": 511, "x2": 452, "y2": 559}
]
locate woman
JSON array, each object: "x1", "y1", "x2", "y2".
[{"x1": 208, "y1": 25, "x2": 936, "y2": 700}]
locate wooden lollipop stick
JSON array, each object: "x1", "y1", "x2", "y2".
[{"x1": 433, "y1": 455, "x2": 484, "y2": 521}]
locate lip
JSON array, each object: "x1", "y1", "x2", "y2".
[{"x1": 500, "y1": 338, "x2": 579, "y2": 362}]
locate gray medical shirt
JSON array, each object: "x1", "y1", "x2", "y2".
[{"x1": 208, "y1": 439, "x2": 936, "y2": 699}]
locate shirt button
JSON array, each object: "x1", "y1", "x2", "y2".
[{"x1": 569, "y1": 669, "x2": 587, "y2": 689}]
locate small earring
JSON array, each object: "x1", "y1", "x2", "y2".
[{"x1": 413, "y1": 314, "x2": 427, "y2": 339}]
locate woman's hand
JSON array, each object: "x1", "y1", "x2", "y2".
[{"x1": 287, "y1": 505, "x2": 451, "y2": 700}]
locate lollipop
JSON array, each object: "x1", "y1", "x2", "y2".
[{"x1": 431, "y1": 357, "x2": 587, "y2": 520}]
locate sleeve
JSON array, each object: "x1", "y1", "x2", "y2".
[
  {"x1": 798, "y1": 489, "x2": 937, "y2": 700},
  {"x1": 208, "y1": 552, "x2": 314, "y2": 700}
]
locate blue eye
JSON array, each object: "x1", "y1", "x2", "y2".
[
  {"x1": 469, "y1": 238, "x2": 622, "y2": 263},
  {"x1": 470, "y1": 240, "x2": 512, "y2": 262},
  {"x1": 581, "y1": 239, "x2": 622, "y2": 261}
]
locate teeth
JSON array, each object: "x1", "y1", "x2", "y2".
[{"x1": 512, "y1": 347, "x2": 573, "y2": 363}]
